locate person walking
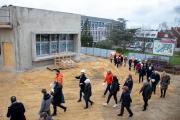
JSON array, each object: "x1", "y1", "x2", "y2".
[
  {"x1": 114, "y1": 54, "x2": 117, "y2": 66},
  {"x1": 39, "y1": 89, "x2": 51, "y2": 116},
  {"x1": 124, "y1": 56, "x2": 128, "y2": 67},
  {"x1": 146, "y1": 66, "x2": 153, "y2": 80},
  {"x1": 51, "y1": 82, "x2": 67, "y2": 116},
  {"x1": 7, "y1": 96, "x2": 26, "y2": 120},
  {"x1": 133, "y1": 58, "x2": 138, "y2": 70},
  {"x1": 116, "y1": 55, "x2": 121, "y2": 68},
  {"x1": 123, "y1": 74, "x2": 133, "y2": 93},
  {"x1": 118, "y1": 86, "x2": 133, "y2": 117},
  {"x1": 75, "y1": 69, "x2": 87, "y2": 102},
  {"x1": 139, "y1": 65, "x2": 146, "y2": 83},
  {"x1": 103, "y1": 70, "x2": 113, "y2": 96},
  {"x1": 83, "y1": 79, "x2": 94, "y2": 109},
  {"x1": 139, "y1": 80, "x2": 152, "y2": 111},
  {"x1": 103, "y1": 76, "x2": 120, "y2": 107},
  {"x1": 54, "y1": 69, "x2": 63, "y2": 86},
  {"x1": 150, "y1": 71, "x2": 160, "y2": 94},
  {"x1": 128, "y1": 58, "x2": 132, "y2": 71},
  {"x1": 160, "y1": 71, "x2": 170, "y2": 98}
]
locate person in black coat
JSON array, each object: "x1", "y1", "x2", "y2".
[
  {"x1": 150, "y1": 71, "x2": 160, "y2": 94},
  {"x1": 75, "y1": 69, "x2": 87, "y2": 102},
  {"x1": 123, "y1": 74, "x2": 133, "y2": 93},
  {"x1": 104, "y1": 76, "x2": 120, "y2": 107},
  {"x1": 128, "y1": 58, "x2": 132, "y2": 71},
  {"x1": 118, "y1": 86, "x2": 133, "y2": 117},
  {"x1": 51, "y1": 82, "x2": 67, "y2": 116},
  {"x1": 146, "y1": 66, "x2": 153, "y2": 80},
  {"x1": 133, "y1": 58, "x2": 138, "y2": 70},
  {"x1": 83, "y1": 79, "x2": 94, "y2": 109},
  {"x1": 7, "y1": 96, "x2": 26, "y2": 120},
  {"x1": 114, "y1": 54, "x2": 117, "y2": 66},
  {"x1": 139, "y1": 65, "x2": 146, "y2": 83},
  {"x1": 139, "y1": 80, "x2": 152, "y2": 111}
]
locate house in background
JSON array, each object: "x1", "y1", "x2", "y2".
[{"x1": 0, "y1": 6, "x2": 81, "y2": 71}]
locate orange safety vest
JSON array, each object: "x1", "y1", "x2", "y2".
[{"x1": 56, "y1": 73, "x2": 63, "y2": 85}]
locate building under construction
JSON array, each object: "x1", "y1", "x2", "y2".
[{"x1": 0, "y1": 6, "x2": 81, "y2": 71}]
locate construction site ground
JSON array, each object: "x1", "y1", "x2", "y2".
[{"x1": 0, "y1": 55, "x2": 180, "y2": 120}]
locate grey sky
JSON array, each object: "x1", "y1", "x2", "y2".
[{"x1": 1, "y1": 0, "x2": 180, "y2": 28}]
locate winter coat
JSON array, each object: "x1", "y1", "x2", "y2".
[
  {"x1": 139, "y1": 67, "x2": 146, "y2": 76},
  {"x1": 140, "y1": 84, "x2": 152, "y2": 101},
  {"x1": 120, "y1": 91, "x2": 132, "y2": 107},
  {"x1": 129, "y1": 59, "x2": 132, "y2": 66},
  {"x1": 55, "y1": 73, "x2": 63, "y2": 85},
  {"x1": 75, "y1": 74, "x2": 87, "y2": 90},
  {"x1": 150, "y1": 73, "x2": 160, "y2": 85},
  {"x1": 39, "y1": 93, "x2": 51, "y2": 114},
  {"x1": 104, "y1": 72, "x2": 113, "y2": 85},
  {"x1": 83, "y1": 83, "x2": 92, "y2": 98},
  {"x1": 7, "y1": 102, "x2": 26, "y2": 120},
  {"x1": 52, "y1": 83, "x2": 64, "y2": 105},
  {"x1": 116, "y1": 56, "x2": 121, "y2": 64},
  {"x1": 124, "y1": 78, "x2": 133, "y2": 92},
  {"x1": 160, "y1": 75, "x2": 170, "y2": 90},
  {"x1": 110, "y1": 79, "x2": 120, "y2": 95},
  {"x1": 146, "y1": 68, "x2": 153, "y2": 79}
]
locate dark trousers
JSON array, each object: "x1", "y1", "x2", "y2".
[
  {"x1": 79, "y1": 88, "x2": 84, "y2": 100},
  {"x1": 84, "y1": 96, "x2": 93, "y2": 108},
  {"x1": 139, "y1": 75, "x2": 144, "y2": 83},
  {"x1": 161, "y1": 89, "x2": 167, "y2": 97},
  {"x1": 143, "y1": 98, "x2": 148, "y2": 110},
  {"x1": 53, "y1": 104, "x2": 66, "y2": 114},
  {"x1": 107, "y1": 93, "x2": 117, "y2": 104},
  {"x1": 120, "y1": 104, "x2": 133, "y2": 115},
  {"x1": 116, "y1": 63, "x2": 120, "y2": 68},
  {"x1": 129, "y1": 64, "x2": 132, "y2": 71},
  {"x1": 152, "y1": 83, "x2": 157, "y2": 94},
  {"x1": 104, "y1": 84, "x2": 111, "y2": 96}
]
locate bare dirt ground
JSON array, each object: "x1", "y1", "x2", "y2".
[{"x1": 0, "y1": 55, "x2": 180, "y2": 120}]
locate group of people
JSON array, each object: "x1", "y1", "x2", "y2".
[
  {"x1": 110, "y1": 54, "x2": 128, "y2": 68},
  {"x1": 6, "y1": 56, "x2": 171, "y2": 119}
]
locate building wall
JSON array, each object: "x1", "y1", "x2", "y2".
[{"x1": 0, "y1": 6, "x2": 81, "y2": 71}]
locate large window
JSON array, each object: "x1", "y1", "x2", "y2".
[{"x1": 36, "y1": 34, "x2": 74, "y2": 57}]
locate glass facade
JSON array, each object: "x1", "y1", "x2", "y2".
[{"x1": 36, "y1": 34, "x2": 74, "y2": 57}]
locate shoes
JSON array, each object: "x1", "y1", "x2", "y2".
[
  {"x1": 142, "y1": 108, "x2": 146, "y2": 111},
  {"x1": 113, "y1": 104, "x2": 118, "y2": 108},
  {"x1": 117, "y1": 114, "x2": 123, "y2": 116},
  {"x1": 90, "y1": 102, "x2": 94, "y2": 106},
  {"x1": 51, "y1": 113, "x2": 56, "y2": 116},
  {"x1": 84, "y1": 107, "x2": 88, "y2": 109},
  {"x1": 129, "y1": 113, "x2": 133, "y2": 117},
  {"x1": 77, "y1": 99, "x2": 81, "y2": 102},
  {"x1": 64, "y1": 107, "x2": 67, "y2": 112},
  {"x1": 103, "y1": 103, "x2": 108, "y2": 106}
]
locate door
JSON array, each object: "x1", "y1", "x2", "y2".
[{"x1": 3, "y1": 42, "x2": 15, "y2": 68}]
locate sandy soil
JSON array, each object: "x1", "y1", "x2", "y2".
[{"x1": 0, "y1": 56, "x2": 180, "y2": 120}]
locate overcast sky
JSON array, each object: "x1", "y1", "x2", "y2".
[{"x1": 1, "y1": 0, "x2": 180, "y2": 28}]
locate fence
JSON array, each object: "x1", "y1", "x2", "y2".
[
  {"x1": 81, "y1": 47, "x2": 115, "y2": 58},
  {"x1": 81, "y1": 47, "x2": 170, "y2": 62}
]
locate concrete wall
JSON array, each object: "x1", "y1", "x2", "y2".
[{"x1": 0, "y1": 6, "x2": 81, "y2": 71}]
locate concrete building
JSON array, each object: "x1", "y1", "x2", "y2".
[
  {"x1": 0, "y1": 6, "x2": 81, "y2": 71},
  {"x1": 81, "y1": 16, "x2": 126, "y2": 42}
]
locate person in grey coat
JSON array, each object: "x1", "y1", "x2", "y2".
[
  {"x1": 39, "y1": 89, "x2": 51, "y2": 116},
  {"x1": 160, "y1": 71, "x2": 170, "y2": 98}
]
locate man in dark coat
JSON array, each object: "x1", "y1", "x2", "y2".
[
  {"x1": 128, "y1": 58, "x2": 132, "y2": 71},
  {"x1": 83, "y1": 79, "x2": 94, "y2": 109},
  {"x1": 123, "y1": 74, "x2": 133, "y2": 93},
  {"x1": 7, "y1": 96, "x2": 26, "y2": 120},
  {"x1": 104, "y1": 76, "x2": 120, "y2": 107},
  {"x1": 150, "y1": 71, "x2": 160, "y2": 94},
  {"x1": 146, "y1": 66, "x2": 153, "y2": 80},
  {"x1": 139, "y1": 81, "x2": 152, "y2": 111},
  {"x1": 139, "y1": 65, "x2": 146, "y2": 83},
  {"x1": 133, "y1": 58, "x2": 138, "y2": 70},
  {"x1": 75, "y1": 69, "x2": 87, "y2": 102},
  {"x1": 118, "y1": 86, "x2": 133, "y2": 117},
  {"x1": 51, "y1": 82, "x2": 67, "y2": 116}
]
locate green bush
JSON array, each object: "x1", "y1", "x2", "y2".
[{"x1": 95, "y1": 40, "x2": 113, "y2": 49}]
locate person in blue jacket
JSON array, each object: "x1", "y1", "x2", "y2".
[{"x1": 118, "y1": 86, "x2": 133, "y2": 117}]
